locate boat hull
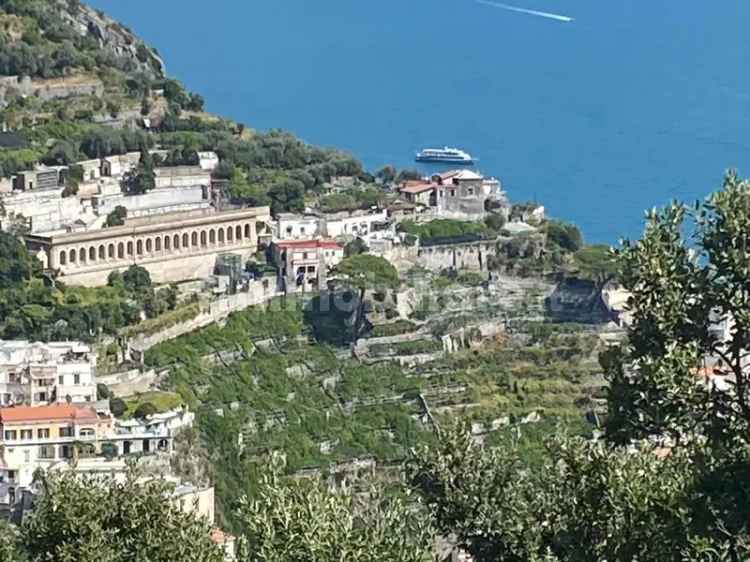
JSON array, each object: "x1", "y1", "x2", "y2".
[{"x1": 415, "y1": 156, "x2": 474, "y2": 165}]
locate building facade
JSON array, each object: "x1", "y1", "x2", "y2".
[
  {"x1": 0, "y1": 404, "x2": 109, "y2": 505},
  {"x1": 271, "y1": 239, "x2": 344, "y2": 294},
  {"x1": 0, "y1": 341, "x2": 97, "y2": 407},
  {"x1": 25, "y1": 206, "x2": 271, "y2": 286}
]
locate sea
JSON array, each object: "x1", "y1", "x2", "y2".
[{"x1": 87, "y1": 0, "x2": 750, "y2": 244}]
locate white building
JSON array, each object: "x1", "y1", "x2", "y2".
[
  {"x1": 276, "y1": 213, "x2": 321, "y2": 240},
  {"x1": 101, "y1": 152, "x2": 142, "y2": 178},
  {"x1": 197, "y1": 151, "x2": 220, "y2": 172},
  {"x1": 154, "y1": 166, "x2": 211, "y2": 189},
  {"x1": 94, "y1": 185, "x2": 210, "y2": 219},
  {"x1": 321, "y1": 209, "x2": 390, "y2": 242},
  {"x1": 0, "y1": 187, "x2": 85, "y2": 233},
  {"x1": 0, "y1": 403, "x2": 109, "y2": 505},
  {"x1": 110, "y1": 407, "x2": 195, "y2": 456},
  {"x1": 0, "y1": 341, "x2": 97, "y2": 407}
]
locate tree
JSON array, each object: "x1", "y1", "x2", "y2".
[
  {"x1": 97, "y1": 383, "x2": 112, "y2": 400},
  {"x1": 109, "y1": 397, "x2": 127, "y2": 417},
  {"x1": 545, "y1": 220, "x2": 583, "y2": 252},
  {"x1": 334, "y1": 254, "x2": 399, "y2": 343},
  {"x1": 236, "y1": 457, "x2": 433, "y2": 562},
  {"x1": 104, "y1": 205, "x2": 127, "y2": 228},
  {"x1": 395, "y1": 169, "x2": 422, "y2": 183},
  {"x1": 0, "y1": 520, "x2": 25, "y2": 562},
  {"x1": 122, "y1": 265, "x2": 152, "y2": 293},
  {"x1": 344, "y1": 237, "x2": 369, "y2": 257},
  {"x1": 123, "y1": 149, "x2": 156, "y2": 195},
  {"x1": 20, "y1": 468, "x2": 223, "y2": 562},
  {"x1": 134, "y1": 402, "x2": 157, "y2": 420},
  {"x1": 0, "y1": 231, "x2": 40, "y2": 289},
  {"x1": 485, "y1": 212, "x2": 506, "y2": 232},
  {"x1": 376, "y1": 164, "x2": 397, "y2": 184},
  {"x1": 599, "y1": 170, "x2": 750, "y2": 557},
  {"x1": 410, "y1": 424, "x2": 697, "y2": 562}
]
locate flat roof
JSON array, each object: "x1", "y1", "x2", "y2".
[
  {"x1": 0, "y1": 404, "x2": 99, "y2": 424},
  {"x1": 25, "y1": 206, "x2": 271, "y2": 245}
]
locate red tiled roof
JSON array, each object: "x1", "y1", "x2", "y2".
[
  {"x1": 399, "y1": 182, "x2": 435, "y2": 195},
  {"x1": 210, "y1": 528, "x2": 236, "y2": 544},
  {"x1": 275, "y1": 239, "x2": 342, "y2": 250},
  {"x1": 0, "y1": 404, "x2": 98, "y2": 424}
]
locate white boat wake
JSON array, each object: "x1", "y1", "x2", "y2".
[{"x1": 474, "y1": 0, "x2": 574, "y2": 22}]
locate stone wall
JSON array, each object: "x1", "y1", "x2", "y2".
[
  {"x1": 128, "y1": 281, "x2": 282, "y2": 358},
  {"x1": 416, "y1": 240, "x2": 499, "y2": 272}
]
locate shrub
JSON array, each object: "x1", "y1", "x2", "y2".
[
  {"x1": 134, "y1": 402, "x2": 157, "y2": 420},
  {"x1": 109, "y1": 397, "x2": 126, "y2": 417}
]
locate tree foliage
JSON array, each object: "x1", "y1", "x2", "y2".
[
  {"x1": 18, "y1": 468, "x2": 223, "y2": 562},
  {"x1": 237, "y1": 457, "x2": 433, "y2": 562}
]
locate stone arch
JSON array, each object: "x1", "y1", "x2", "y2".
[
  {"x1": 69, "y1": 249, "x2": 76, "y2": 264},
  {"x1": 235, "y1": 225, "x2": 242, "y2": 240},
  {"x1": 136, "y1": 240, "x2": 144, "y2": 256},
  {"x1": 172, "y1": 234, "x2": 179, "y2": 250},
  {"x1": 191, "y1": 232, "x2": 198, "y2": 247},
  {"x1": 200, "y1": 230, "x2": 207, "y2": 247},
  {"x1": 88, "y1": 247, "x2": 96, "y2": 262},
  {"x1": 244, "y1": 223, "x2": 251, "y2": 239},
  {"x1": 209, "y1": 229, "x2": 216, "y2": 245},
  {"x1": 108, "y1": 244, "x2": 115, "y2": 259},
  {"x1": 118, "y1": 242, "x2": 125, "y2": 259},
  {"x1": 218, "y1": 228, "x2": 225, "y2": 244},
  {"x1": 127, "y1": 241, "x2": 133, "y2": 256},
  {"x1": 59, "y1": 251, "x2": 67, "y2": 266},
  {"x1": 146, "y1": 238, "x2": 153, "y2": 253},
  {"x1": 98, "y1": 245, "x2": 105, "y2": 260},
  {"x1": 79, "y1": 248, "x2": 87, "y2": 264},
  {"x1": 155, "y1": 237, "x2": 162, "y2": 252},
  {"x1": 182, "y1": 233, "x2": 189, "y2": 248},
  {"x1": 227, "y1": 226, "x2": 234, "y2": 242}
]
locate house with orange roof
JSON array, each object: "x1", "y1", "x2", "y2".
[
  {"x1": 270, "y1": 239, "x2": 344, "y2": 294},
  {"x1": 0, "y1": 403, "x2": 110, "y2": 506}
]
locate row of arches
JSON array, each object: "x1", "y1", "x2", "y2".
[{"x1": 57, "y1": 222, "x2": 255, "y2": 268}]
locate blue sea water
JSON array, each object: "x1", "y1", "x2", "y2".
[{"x1": 87, "y1": 0, "x2": 750, "y2": 244}]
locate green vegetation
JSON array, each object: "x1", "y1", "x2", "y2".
[
  {"x1": 369, "y1": 320, "x2": 418, "y2": 338},
  {"x1": 104, "y1": 205, "x2": 127, "y2": 228},
  {"x1": 238, "y1": 457, "x2": 433, "y2": 562},
  {"x1": 398, "y1": 219, "x2": 489, "y2": 246},
  {"x1": 4, "y1": 468, "x2": 223, "y2": 562},
  {"x1": 125, "y1": 391, "x2": 183, "y2": 419}
]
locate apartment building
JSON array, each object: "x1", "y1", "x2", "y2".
[
  {"x1": 0, "y1": 404, "x2": 110, "y2": 505},
  {"x1": 0, "y1": 341, "x2": 97, "y2": 407}
]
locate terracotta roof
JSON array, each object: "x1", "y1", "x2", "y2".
[
  {"x1": 275, "y1": 239, "x2": 342, "y2": 250},
  {"x1": 399, "y1": 182, "x2": 435, "y2": 195},
  {"x1": 210, "y1": 528, "x2": 236, "y2": 544},
  {"x1": 0, "y1": 404, "x2": 99, "y2": 424}
]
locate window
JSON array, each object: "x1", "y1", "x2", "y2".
[
  {"x1": 59, "y1": 427, "x2": 73, "y2": 438},
  {"x1": 23, "y1": 450, "x2": 30, "y2": 462},
  {"x1": 4, "y1": 430, "x2": 16, "y2": 441},
  {"x1": 79, "y1": 428, "x2": 95, "y2": 437},
  {"x1": 39, "y1": 445, "x2": 55, "y2": 459},
  {"x1": 74, "y1": 374, "x2": 80, "y2": 385},
  {"x1": 450, "y1": 189, "x2": 456, "y2": 197},
  {"x1": 60, "y1": 445, "x2": 72, "y2": 459},
  {"x1": 37, "y1": 428, "x2": 50, "y2": 439},
  {"x1": 307, "y1": 266, "x2": 316, "y2": 273},
  {"x1": 20, "y1": 430, "x2": 32, "y2": 440},
  {"x1": 58, "y1": 375, "x2": 64, "y2": 385},
  {"x1": 38, "y1": 392, "x2": 47, "y2": 402}
]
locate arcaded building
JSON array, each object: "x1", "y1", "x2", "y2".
[{"x1": 25, "y1": 206, "x2": 271, "y2": 286}]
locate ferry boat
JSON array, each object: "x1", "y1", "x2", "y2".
[{"x1": 415, "y1": 146, "x2": 474, "y2": 164}]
